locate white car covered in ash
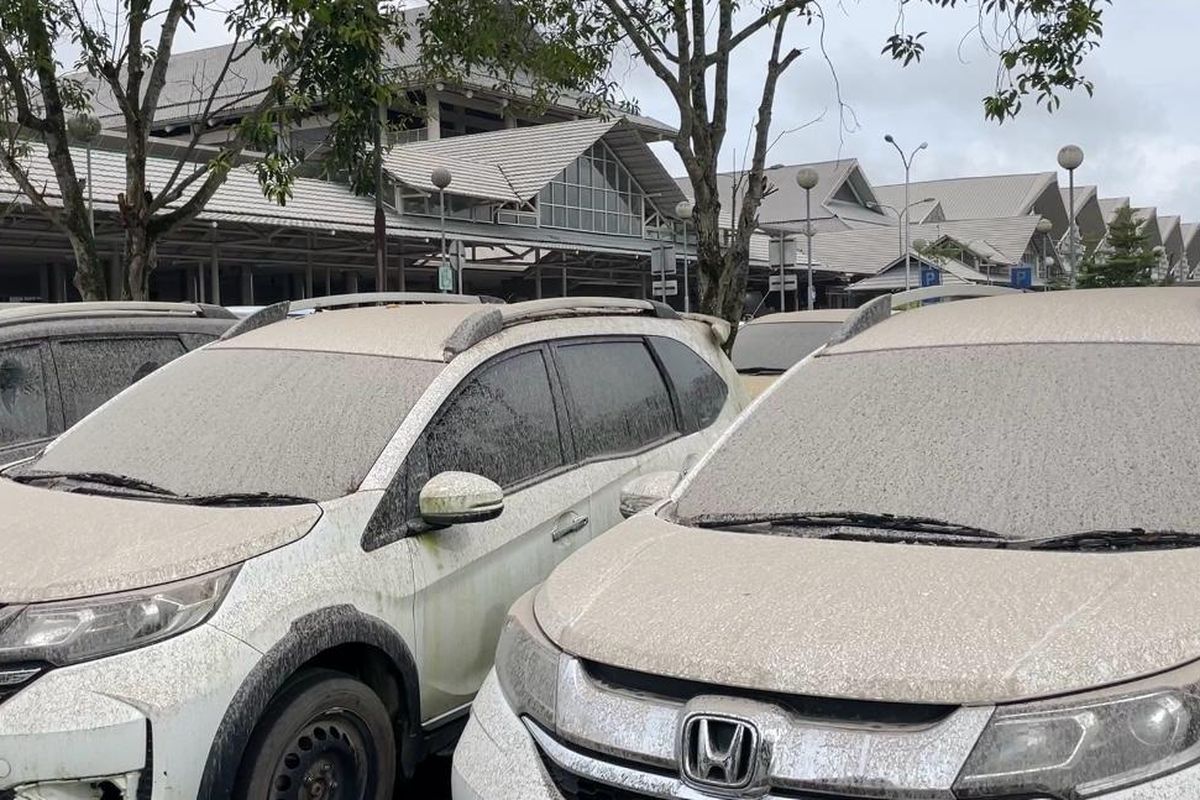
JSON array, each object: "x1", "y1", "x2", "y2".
[{"x1": 0, "y1": 293, "x2": 745, "y2": 800}]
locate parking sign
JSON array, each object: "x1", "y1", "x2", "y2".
[
  {"x1": 1011, "y1": 266, "x2": 1034, "y2": 289},
  {"x1": 920, "y1": 268, "x2": 941, "y2": 288}
]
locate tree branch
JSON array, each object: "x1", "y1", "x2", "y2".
[
  {"x1": 0, "y1": 147, "x2": 58, "y2": 222},
  {"x1": 0, "y1": 46, "x2": 43, "y2": 131},
  {"x1": 141, "y1": 0, "x2": 190, "y2": 125},
  {"x1": 598, "y1": 0, "x2": 683, "y2": 98},
  {"x1": 707, "y1": 0, "x2": 808, "y2": 66}
]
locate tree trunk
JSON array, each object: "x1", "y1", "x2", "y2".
[
  {"x1": 68, "y1": 230, "x2": 108, "y2": 300},
  {"x1": 125, "y1": 227, "x2": 157, "y2": 300}
]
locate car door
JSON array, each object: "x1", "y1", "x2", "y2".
[
  {"x1": 0, "y1": 341, "x2": 62, "y2": 465},
  {"x1": 408, "y1": 344, "x2": 593, "y2": 721},
  {"x1": 51, "y1": 335, "x2": 187, "y2": 426},
  {"x1": 550, "y1": 337, "x2": 680, "y2": 538}
]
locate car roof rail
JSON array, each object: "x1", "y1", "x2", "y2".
[
  {"x1": 219, "y1": 292, "x2": 487, "y2": 341},
  {"x1": 441, "y1": 297, "x2": 680, "y2": 361},
  {"x1": 890, "y1": 284, "x2": 1023, "y2": 308},
  {"x1": 0, "y1": 301, "x2": 237, "y2": 328},
  {"x1": 289, "y1": 291, "x2": 483, "y2": 313},
  {"x1": 825, "y1": 295, "x2": 892, "y2": 348}
]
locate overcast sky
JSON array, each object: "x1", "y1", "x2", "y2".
[
  {"x1": 169, "y1": 1, "x2": 1198, "y2": 220},
  {"x1": 627, "y1": 0, "x2": 1200, "y2": 221}
]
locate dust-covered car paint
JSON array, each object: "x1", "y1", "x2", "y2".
[
  {"x1": 0, "y1": 298, "x2": 746, "y2": 800},
  {"x1": 458, "y1": 289, "x2": 1200, "y2": 800}
]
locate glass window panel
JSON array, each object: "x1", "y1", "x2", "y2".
[
  {"x1": 428, "y1": 350, "x2": 564, "y2": 489},
  {"x1": 618, "y1": 193, "x2": 631, "y2": 216},
  {"x1": 567, "y1": 185, "x2": 579, "y2": 206},
  {"x1": 541, "y1": 203, "x2": 553, "y2": 225},
  {"x1": 568, "y1": 208, "x2": 580, "y2": 229},
  {"x1": 606, "y1": 191, "x2": 618, "y2": 211},
  {"x1": 553, "y1": 206, "x2": 567, "y2": 227},
  {"x1": 55, "y1": 337, "x2": 187, "y2": 425},
  {"x1": 579, "y1": 159, "x2": 592, "y2": 187},
  {"x1": 607, "y1": 213, "x2": 620, "y2": 233},
  {"x1": 605, "y1": 160, "x2": 619, "y2": 188},
  {"x1": 580, "y1": 210, "x2": 594, "y2": 231},
  {"x1": 632, "y1": 195, "x2": 644, "y2": 216},
  {"x1": 649, "y1": 337, "x2": 728, "y2": 435},
  {"x1": 552, "y1": 183, "x2": 565, "y2": 204},
  {"x1": 577, "y1": 186, "x2": 592, "y2": 210},
  {"x1": 567, "y1": 159, "x2": 579, "y2": 184},
  {"x1": 0, "y1": 344, "x2": 49, "y2": 447},
  {"x1": 618, "y1": 215, "x2": 632, "y2": 236},
  {"x1": 555, "y1": 341, "x2": 676, "y2": 459}
]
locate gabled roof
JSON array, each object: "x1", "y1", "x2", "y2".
[
  {"x1": 1060, "y1": 184, "x2": 1096, "y2": 215},
  {"x1": 875, "y1": 172, "x2": 1066, "y2": 235},
  {"x1": 384, "y1": 118, "x2": 686, "y2": 210},
  {"x1": 1098, "y1": 197, "x2": 1131, "y2": 226},
  {"x1": 1132, "y1": 207, "x2": 1163, "y2": 248},
  {"x1": 1060, "y1": 184, "x2": 1106, "y2": 244},
  {"x1": 1159, "y1": 215, "x2": 1184, "y2": 264},
  {"x1": 910, "y1": 216, "x2": 1042, "y2": 266},
  {"x1": 675, "y1": 159, "x2": 891, "y2": 231},
  {"x1": 847, "y1": 254, "x2": 991, "y2": 293},
  {"x1": 1182, "y1": 223, "x2": 1200, "y2": 269}
]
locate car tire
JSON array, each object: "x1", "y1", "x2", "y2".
[{"x1": 234, "y1": 668, "x2": 397, "y2": 800}]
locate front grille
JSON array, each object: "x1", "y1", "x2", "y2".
[
  {"x1": 584, "y1": 661, "x2": 955, "y2": 728},
  {"x1": 540, "y1": 754, "x2": 654, "y2": 800}
]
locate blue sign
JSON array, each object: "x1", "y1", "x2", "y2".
[
  {"x1": 1011, "y1": 266, "x2": 1034, "y2": 289},
  {"x1": 920, "y1": 268, "x2": 941, "y2": 288}
]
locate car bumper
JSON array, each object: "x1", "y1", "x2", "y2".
[
  {"x1": 452, "y1": 671, "x2": 563, "y2": 800},
  {"x1": 453, "y1": 670, "x2": 1200, "y2": 800},
  {"x1": 0, "y1": 624, "x2": 260, "y2": 800}
]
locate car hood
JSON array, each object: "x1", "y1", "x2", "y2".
[
  {"x1": 0, "y1": 479, "x2": 322, "y2": 603},
  {"x1": 535, "y1": 514, "x2": 1200, "y2": 705}
]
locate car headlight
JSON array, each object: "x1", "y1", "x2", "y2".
[
  {"x1": 0, "y1": 567, "x2": 238, "y2": 666},
  {"x1": 956, "y1": 676, "x2": 1200, "y2": 798},
  {"x1": 494, "y1": 588, "x2": 561, "y2": 730}
]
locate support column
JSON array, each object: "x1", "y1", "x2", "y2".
[
  {"x1": 108, "y1": 254, "x2": 122, "y2": 300},
  {"x1": 398, "y1": 253, "x2": 406, "y2": 292},
  {"x1": 241, "y1": 267, "x2": 254, "y2": 305},
  {"x1": 51, "y1": 263, "x2": 66, "y2": 302},
  {"x1": 346, "y1": 271, "x2": 359, "y2": 293},
  {"x1": 210, "y1": 226, "x2": 221, "y2": 305},
  {"x1": 561, "y1": 262, "x2": 567, "y2": 297},
  {"x1": 304, "y1": 233, "x2": 314, "y2": 298},
  {"x1": 39, "y1": 264, "x2": 50, "y2": 302},
  {"x1": 197, "y1": 260, "x2": 206, "y2": 303},
  {"x1": 425, "y1": 90, "x2": 441, "y2": 141},
  {"x1": 535, "y1": 265, "x2": 542, "y2": 299},
  {"x1": 325, "y1": 267, "x2": 332, "y2": 296}
]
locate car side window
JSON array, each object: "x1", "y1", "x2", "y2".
[
  {"x1": 426, "y1": 348, "x2": 565, "y2": 490},
  {"x1": 0, "y1": 344, "x2": 50, "y2": 448},
  {"x1": 554, "y1": 339, "x2": 676, "y2": 460},
  {"x1": 650, "y1": 337, "x2": 729, "y2": 434},
  {"x1": 53, "y1": 337, "x2": 187, "y2": 425}
]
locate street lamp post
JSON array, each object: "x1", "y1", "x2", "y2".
[
  {"x1": 674, "y1": 200, "x2": 694, "y2": 313},
  {"x1": 68, "y1": 113, "x2": 102, "y2": 235},
  {"x1": 795, "y1": 168, "x2": 819, "y2": 310},
  {"x1": 430, "y1": 167, "x2": 452, "y2": 293},
  {"x1": 1036, "y1": 217, "x2": 1054, "y2": 283},
  {"x1": 869, "y1": 197, "x2": 936, "y2": 258},
  {"x1": 1057, "y1": 145, "x2": 1084, "y2": 289},
  {"x1": 884, "y1": 134, "x2": 928, "y2": 291}
]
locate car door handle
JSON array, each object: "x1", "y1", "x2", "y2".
[{"x1": 551, "y1": 512, "x2": 589, "y2": 542}]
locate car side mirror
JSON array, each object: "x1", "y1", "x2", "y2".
[
  {"x1": 620, "y1": 471, "x2": 683, "y2": 519},
  {"x1": 419, "y1": 471, "x2": 505, "y2": 528}
]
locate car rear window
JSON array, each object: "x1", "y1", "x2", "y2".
[
  {"x1": 24, "y1": 348, "x2": 441, "y2": 501},
  {"x1": 732, "y1": 321, "x2": 844, "y2": 373},
  {"x1": 675, "y1": 343, "x2": 1200, "y2": 541}
]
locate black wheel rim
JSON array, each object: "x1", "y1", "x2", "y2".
[{"x1": 269, "y1": 709, "x2": 377, "y2": 800}]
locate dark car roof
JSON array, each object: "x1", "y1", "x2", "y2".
[{"x1": 0, "y1": 303, "x2": 235, "y2": 344}]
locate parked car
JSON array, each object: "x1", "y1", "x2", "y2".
[
  {"x1": 732, "y1": 309, "x2": 854, "y2": 397},
  {"x1": 0, "y1": 301, "x2": 236, "y2": 464},
  {"x1": 0, "y1": 293, "x2": 746, "y2": 800},
  {"x1": 456, "y1": 287, "x2": 1200, "y2": 800}
]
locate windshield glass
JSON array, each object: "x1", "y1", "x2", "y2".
[
  {"x1": 675, "y1": 343, "x2": 1200, "y2": 541},
  {"x1": 12, "y1": 348, "x2": 441, "y2": 501},
  {"x1": 732, "y1": 321, "x2": 844, "y2": 372}
]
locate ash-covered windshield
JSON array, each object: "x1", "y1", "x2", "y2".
[{"x1": 676, "y1": 343, "x2": 1200, "y2": 541}]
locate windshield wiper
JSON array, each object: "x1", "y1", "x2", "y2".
[
  {"x1": 684, "y1": 511, "x2": 1006, "y2": 544},
  {"x1": 1018, "y1": 529, "x2": 1200, "y2": 552},
  {"x1": 8, "y1": 470, "x2": 178, "y2": 497},
  {"x1": 182, "y1": 491, "x2": 318, "y2": 507}
]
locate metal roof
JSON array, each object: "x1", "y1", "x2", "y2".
[
  {"x1": 1099, "y1": 197, "x2": 1131, "y2": 225},
  {"x1": 676, "y1": 159, "x2": 891, "y2": 230},
  {"x1": 826, "y1": 288, "x2": 1200, "y2": 355},
  {"x1": 875, "y1": 172, "x2": 1063, "y2": 230},
  {"x1": 384, "y1": 118, "x2": 687, "y2": 211},
  {"x1": 1159, "y1": 215, "x2": 1185, "y2": 264},
  {"x1": 847, "y1": 254, "x2": 991, "y2": 293},
  {"x1": 1132, "y1": 207, "x2": 1164, "y2": 248},
  {"x1": 1182, "y1": 223, "x2": 1200, "y2": 269}
]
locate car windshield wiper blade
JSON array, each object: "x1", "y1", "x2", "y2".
[
  {"x1": 181, "y1": 491, "x2": 318, "y2": 507},
  {"x1": 1018, "y1": 529, "x2": 1200, "y2": 552},
  {"x1": 685, "y1": 511, "x2": 1006, "y2": 541},
  {"x1": 8, "y1": 470, "x2": 178, "y2": 496},
  {"x1": 736, "y1": 366, "x2": 786, "y2": 375}
]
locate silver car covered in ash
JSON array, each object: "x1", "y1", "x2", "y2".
[{"x1": 455, "y1": 287, "x2": 1200, "y2": 800}]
